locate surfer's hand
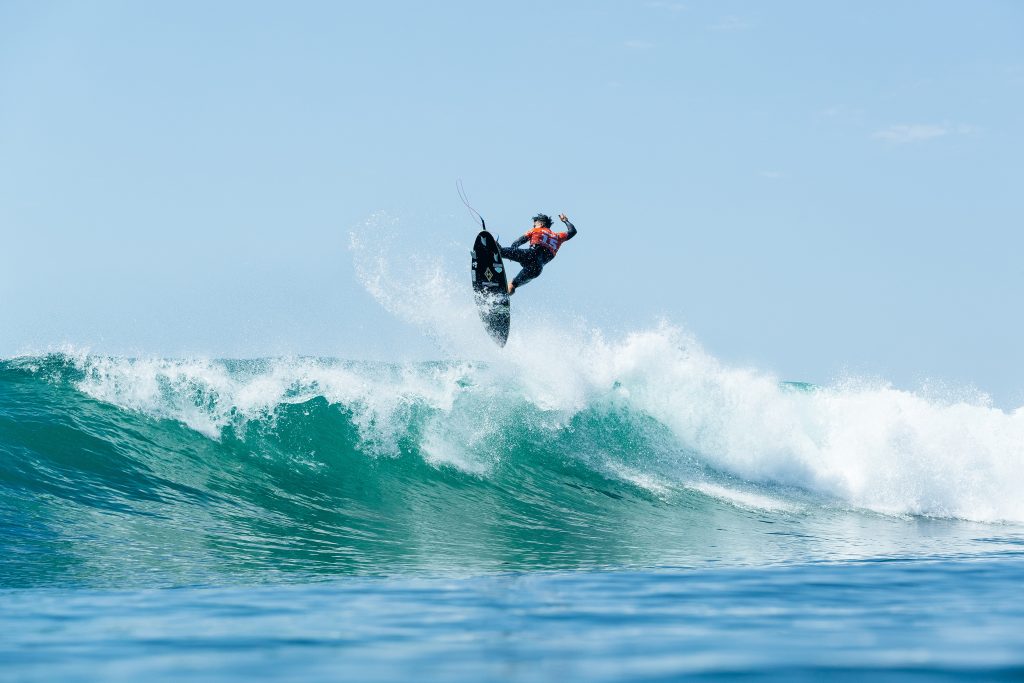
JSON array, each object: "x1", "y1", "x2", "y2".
[{"x1": 559, "y1": 213, "x2": 569, "y2": 223}]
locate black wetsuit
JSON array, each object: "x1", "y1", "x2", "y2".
[{"x1": 500, "y1": 221, "x2": 577, "y2": 290}]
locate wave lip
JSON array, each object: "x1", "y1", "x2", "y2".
[{"x1": 5, "y1": 338, "x2": 1024, "y2": 527}]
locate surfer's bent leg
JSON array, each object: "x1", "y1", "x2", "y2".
[{"x1": 511, "y1": 253, "x2": 544, "y2": 289}]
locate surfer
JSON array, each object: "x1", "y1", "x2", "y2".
[{"x1": 499, "y1": 213, "x2": 577, "y2": 295}]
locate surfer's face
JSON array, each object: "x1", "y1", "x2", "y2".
[{"x1": 533, "y1": 220, "x2": 545, "y2": 230}]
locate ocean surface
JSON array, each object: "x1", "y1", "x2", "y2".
[{"x1": 3, "y1": 341, "x2": 1024, "y2": 680}]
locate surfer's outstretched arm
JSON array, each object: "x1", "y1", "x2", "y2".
[{"x1": 558, "y1": 213, "x2": 577, "y2": 240}]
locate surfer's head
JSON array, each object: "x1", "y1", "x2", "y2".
[{"x1": 532, "y1": 214, "x2": 552, "y2": 229}]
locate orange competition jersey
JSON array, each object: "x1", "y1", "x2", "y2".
[{"x1": 526, "y1": 227, "x2": 571, "y2": 257}]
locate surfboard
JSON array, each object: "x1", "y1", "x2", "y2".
[{"x1": 471, "y1": 230, "x2": 510, "y2": 346}]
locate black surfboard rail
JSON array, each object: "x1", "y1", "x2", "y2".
[{"x1": 471, "y1": 230, "x2": 510, "y2": 346}]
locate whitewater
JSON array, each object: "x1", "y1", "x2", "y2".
[{"x1": 3, "y1": 221, "x2": 1024, "y2": 680}]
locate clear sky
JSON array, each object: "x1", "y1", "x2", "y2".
[{"x1": 2, "y1": 1, "x2": 1022, "y2": 404}]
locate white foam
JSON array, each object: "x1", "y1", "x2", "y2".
[
  {"x1": 71, "y1": 354, "x2": 476, "y2": 456},
  {"x1": 570, "y1": 325, "x2": 1024, "y2": 523},
  {"x1": 74, "y1": 355, "x2": 236, "y2": 439}
]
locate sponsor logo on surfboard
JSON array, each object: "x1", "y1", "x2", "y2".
[{"x1": 485, "y1": 267, "x2": 493, "y2": 281}]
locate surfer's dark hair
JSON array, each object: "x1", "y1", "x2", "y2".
[{"x1": 532, "y1": 213, "x2": 552, "y2": 228}]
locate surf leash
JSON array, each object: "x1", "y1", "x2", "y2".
[{"x1": 456, "y1": 179, "x2": 486, "y2": 231}]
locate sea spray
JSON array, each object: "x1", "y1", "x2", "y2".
[{"x1": 346, "y1": 215, "x2": 1024, "y2": 523}]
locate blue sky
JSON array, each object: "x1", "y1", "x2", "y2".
[{"x1": 2, "y1": 1, "x2": 1023, "y2": 403}]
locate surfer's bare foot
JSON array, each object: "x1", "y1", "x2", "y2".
[{"x1": 507, "y1": 283, "x2": 515, "y2": 295}]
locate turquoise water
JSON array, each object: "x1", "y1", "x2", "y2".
[{"x1": 3, "y1": 349, "x2": 1024, "y2": 680}]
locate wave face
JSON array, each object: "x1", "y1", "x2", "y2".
[{"x1": 2, "y1": 340, "x2": 1023, "y2": 588}]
